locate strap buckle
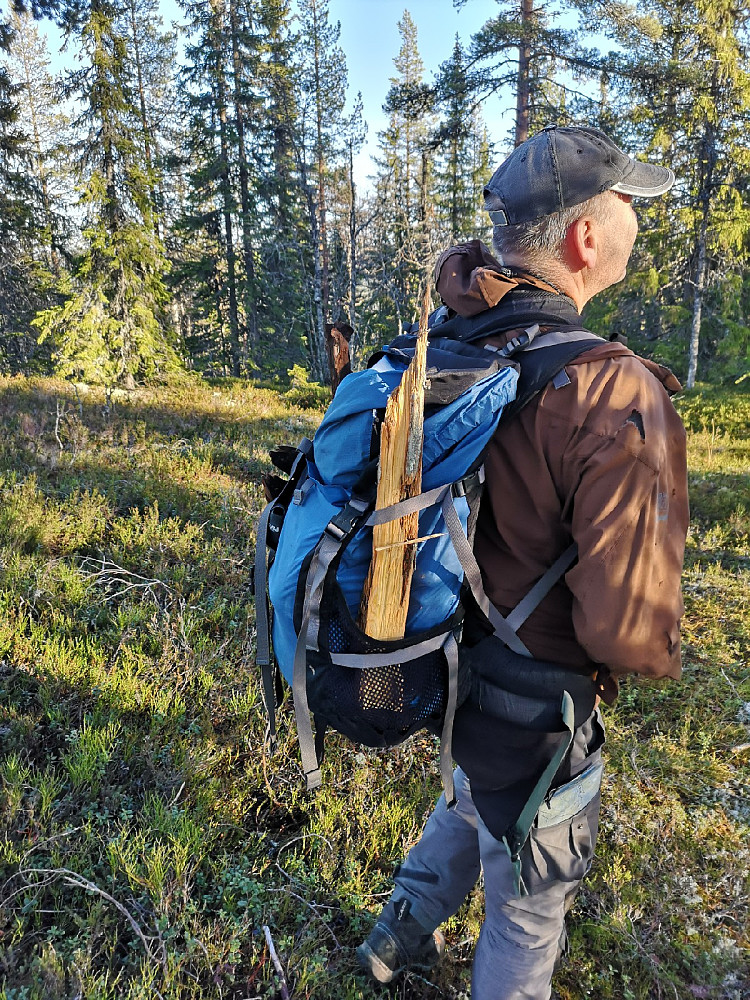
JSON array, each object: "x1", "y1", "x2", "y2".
[
  {"x1": 452, "y1": 467, "x2": 485, "y2": 498},
  {"x1": 326, "y1": 499, "x2": 369, "y2": 540},
  {"x1": 499, "y1": 324, "x2": 541, "y2": 358}
]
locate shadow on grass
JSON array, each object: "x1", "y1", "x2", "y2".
[
  {"x1": 0, "y1": 649, "x2": 309, "y2": 843},
  {"x1": 688, "y1": 469, "x2": 750, "y2": 523},
  {"x1": 0, "y1": 380, "x2": 318, "y2": 467},
  {"x1": 0, "y1": 381, "x2": 322, "y2": 529}
]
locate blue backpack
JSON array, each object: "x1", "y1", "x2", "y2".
[{"x1": 254, "y1": 322, "x2": 603, "y2": 802}]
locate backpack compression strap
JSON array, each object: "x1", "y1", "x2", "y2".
[
  {"x1": 255, "y1": 499, "x2": 278, "y2": 741},
  {"x1": 255, "y1": 438, "x2": 313, "y2": 744},
  {"x1": 292, "y1": 497, "x2": 372, "y2": 790}
]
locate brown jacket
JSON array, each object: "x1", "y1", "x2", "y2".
[{"x1": 437, "y1": 243, "x2": 689, "y2": 703}]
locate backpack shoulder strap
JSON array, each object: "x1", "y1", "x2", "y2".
[
  {"x1": 498, "y1": 328, "x2": 605, "y2": 423},
  {"x1": 479, "y1": 328, "x2": 605, "y2": 653}
]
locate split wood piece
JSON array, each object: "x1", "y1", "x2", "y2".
[{"x1": 359, "y1": 284, "x2": 431, "y2": 644}]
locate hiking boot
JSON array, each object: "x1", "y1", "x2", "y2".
[{"x1": 356, "y1": 899, "x2": 445, "y2": 984}]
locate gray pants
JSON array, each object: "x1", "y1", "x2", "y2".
[{"x1": 388, "y1": 720, "x2": 603, "y2": 999}]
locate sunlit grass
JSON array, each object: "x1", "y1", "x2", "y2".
[{"x1": 0, "y1": 375, "x2": 747, "y2": 999}]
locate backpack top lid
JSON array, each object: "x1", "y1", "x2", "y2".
[{"x1": 312, "y1": 346, "x2": 519, "y2": 492}]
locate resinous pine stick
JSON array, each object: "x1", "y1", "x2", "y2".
[{"x1": 360, "y1": 285, "x2": 431, "y2": 641}]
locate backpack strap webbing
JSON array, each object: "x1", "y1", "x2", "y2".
[
  {"x1": 254, "y1": 498, "x2": 278, "y2": 742},
  {"x1": 503, "y1": 689, "x2": 576, "y2": 897},
  {"x1": 255, "y1": 438, "x2": 313, "y2": 743},
  {"x1": 440, "y1": 634, "x2": 460, "y2": 806},
  {"x1": 437, "y1": 475, "x2": 578, "y2": 656},
  {"x1": 488, "y1": 544, "x2": 578, "y2": 656}
]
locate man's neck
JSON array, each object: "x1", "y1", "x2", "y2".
[{"x1": 497, "y1": 252, "x2": 589, "y2": 312}]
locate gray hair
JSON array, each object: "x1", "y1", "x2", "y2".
[{"x1": 492, "y1": 190, "x2": 616, "y2": 265}]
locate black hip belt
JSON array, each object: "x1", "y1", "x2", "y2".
[{"x1": 460, "y1": 635, "x2": 597, "y2": 731}]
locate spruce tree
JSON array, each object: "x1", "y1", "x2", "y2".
[
  {"x1": 0, "y1": 13, "x2": 57, "y2": 373},
  {"x1": 579, "y1": 0, "x2": 750, "y2": 385},
  {"x1": 366, "y1": 10, "x2": 435, "y2": 339},
  {"x1": 33, "y1": 0, "x2": 178, "y2": 386},
  {"x1": 177, "y1": 0, "x2": 243, "y2": 376},
  {"x1": 119, "y1": 0, "x2": 176, "y2": 240},
  {"x1": 433, "y1": 37, "x2": 492, "y2": 243},
  {"x1": 252, "y1": 0, "x2": 307, "y2": 376},
  {"x1": 173, "y1": 0, "x2": 306, "y2": 379},
  {"x1": 295, "y1": 0, "x2": 348, "y2": 383},
  {"x1": 5, "y1": 10, "x2": 71, "y2": 271}
]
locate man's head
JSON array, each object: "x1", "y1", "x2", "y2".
[{"x1": 484, "y1": 125, "x2": 674, "y2": 305}]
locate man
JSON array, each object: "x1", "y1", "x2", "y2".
[{"x1": 356, "y1": 125, "x2": 689, "y2": 999}]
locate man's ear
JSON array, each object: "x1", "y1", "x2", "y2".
[{"x1": 565, "y1": 215, "x2": 599, "y2": 271}]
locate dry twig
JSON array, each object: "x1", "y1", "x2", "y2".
[
  {"x1": 81, "y1": 554, "x2": 171, "y2": 603},
  {"x1": 2, "y1": 867, "x2": 167, "y2": 982},
  {"x1": 262, "y1": 924, "x2": 291, "y2": 1000}
]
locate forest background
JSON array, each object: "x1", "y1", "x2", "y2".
[
  {"x1": 0, "y1": 1, "x2": 749, "y2": 999},
  {"x1": 1, "y1": 0, "x2": 750, "y2": 390}
]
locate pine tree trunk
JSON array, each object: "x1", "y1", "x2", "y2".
[
  {"x1": 451, "y1": 134, "x2": 459, "y2": 240},
  {"x1": 312, "y1": 234, "x2": 327, "y2": 382},
  {"x1": 687, "y1": 119, "x2": 716, "y2": 390},
  {"x1": 515, "y1": 0, "x2": 533, "y2": 146},
  {"x1": 311, "y1": 2, "x2": 331, "y2": 332},
  {"x1": 214, "y1": 37, "x2": 242, "y2": 377},
  {"x1": 229, "y1": 0, "x2": 259, "y2": 352},
  {"x1": 348, "y1": 138, "x2": 357, "y2": 351},
  {"x1": 297, "y1": 153, "x2": 328, "y2": 383}
]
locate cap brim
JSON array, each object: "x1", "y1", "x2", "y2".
[{"x1": 611, "y1": 159, "x2": 675, "y2": 198}]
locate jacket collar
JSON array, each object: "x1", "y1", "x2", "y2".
[
  {"x1": 435, "y1": 287, "x2": 584, "y2": 346},
  {"x1": 434, "y1": 240, "x2": 584, "y2": 345}
]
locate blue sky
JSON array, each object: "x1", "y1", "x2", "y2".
[{"x1": 327, "y1": 0, "x2": 515, "y2": 182}]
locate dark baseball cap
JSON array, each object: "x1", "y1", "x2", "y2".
[{"x1": 484, "y1": 124, "x2": 675, "y2": 226}]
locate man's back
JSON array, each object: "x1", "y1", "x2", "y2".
[{"x1": 478, "y1": 341, "x2": 687, "y2": 682}]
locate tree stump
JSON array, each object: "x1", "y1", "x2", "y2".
[{"x1": 325, "y1": 321, "x2": 353, "y2": 396}]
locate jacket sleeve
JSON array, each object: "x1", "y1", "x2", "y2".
[{"x1": 561, "y1": 358, "x2": 689, "y2": 681}]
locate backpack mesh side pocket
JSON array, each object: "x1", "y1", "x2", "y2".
[{"x1": 305, "y1": 584, "x2": 461, "y2": 748}]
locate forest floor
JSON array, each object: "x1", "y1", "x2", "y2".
[{"x1": 0, "y1": 374, "x2": 748, "y2": 1000}]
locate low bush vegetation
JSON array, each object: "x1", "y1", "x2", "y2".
[{"x1": 0, "y1": 375, "x2": 747, "y2": 999}]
